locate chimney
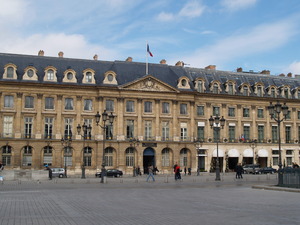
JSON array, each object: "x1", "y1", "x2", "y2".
[
  {"x1": 260, "y1": 70, "x2": 270, "y2": 75},
  {"x1": 58, "y1": 51, "x2": 64, "y2": 58},
  {"x1": 279, "y1": 73, "x2": 285, "y2": 77},
  {"x1": 160, "y1": 59, "x2": 167, "y2": 64},
  {"x1": 93, "y1": 54, "x2": 98, "y2": 61},
  {"x1": 205, "y1": 65, "x2": 216, "y2": 70},
  {"x1": 38, "y1": 50, "x2": 44, "y2": 56},
  {"x1": 236, "y1": 67, "x2": 243, "y2": 72},
  {"x1": 287, "y1": 72, "x2": 292, "y2": 77},
  {"x1": 175, "y1": 61, "x2": 184, "y2": 67},
  {"x1": 126, "y1": 57, "x2": 133, "y2": 62}
]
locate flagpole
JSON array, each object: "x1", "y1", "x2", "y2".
[{"x1": 146, "y1": 41, "x2": 148, "y2": 75}]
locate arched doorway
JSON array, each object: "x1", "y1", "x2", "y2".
[{"x1": 143, "y1": 147, "x2": 155, "y2": 174}]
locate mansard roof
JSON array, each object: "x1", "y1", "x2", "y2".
[{"x1": 1, "y1": 52, "x2": 300, "y2": 97}]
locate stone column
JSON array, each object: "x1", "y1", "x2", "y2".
[
  {"x1": 155, "y1": 99, "x2": 160, "y2": 141},
  {"x1": 15, "y1": 93, "x2": 23, "y2": 138},
  {"x1": 172, "y1": 100, "x2": 178, "y2": 141},
  {"x1": 35, "y1": 94, "x2": 43, "y2": 139},
  {"x1": 117, "y1": 97, "x2": 124, "y2": 141},
  {"x1": 55, "y1": 95, "x2": 63, "y2": 139},
  {"x1": 137, "y1": 99, "x2": 142, "y2": 140}
]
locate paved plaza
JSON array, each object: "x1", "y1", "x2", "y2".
[{"x1": 0, "y1": 173, "x2": 299, "y2": 225}]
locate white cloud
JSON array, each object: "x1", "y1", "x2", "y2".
[
  {"x1": 179, "y1": 0, "x2": 206, "y2": 18},
  {"x1": 175, "y1": 19, "x2": 297, "y2": 69},
  {"x1": 156, "y1": 12, "x2": 175, "y2": 22},
  {"x1": 287, "y1": 61, "x2": 300, "y2": 75},
  {"x1": 221, "y1": 0, "x2": 257, "y2": 11},
  {"x1": 0, "y1": 0, "x2": 30, "y2": 27},
  {"x1": 0, "y1": 33, "x2": 119, "y2": 60}
]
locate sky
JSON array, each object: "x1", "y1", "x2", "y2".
[{"x1": 1, "y1": 0, "x2": 300, "y2": 76}]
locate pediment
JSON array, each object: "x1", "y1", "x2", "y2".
[{"x1": 120, "y1": 75, "x2": 178, "y2": 92}]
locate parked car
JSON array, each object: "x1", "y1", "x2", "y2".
[
  {"x1": 243, "y1": 164, "x2": 260, "y2": 174},
  {"x1": 257, "y1": 167, "x2": 277, "y2": 174},
  {"x1": 95, "y1": 169, "x2": 123, "y2": 178},
  {"x1": 51, "y1": 168, "x2": 66, "y2": 178}
]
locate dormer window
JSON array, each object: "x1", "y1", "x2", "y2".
[
  {"x1": 108, "y1": 74, "x2": 113, "y2": 82},
  {"x1": 271, "y1": 87, "x2": 276, "y2": 98},
  {"x1": 23, "y1": 67, "x2": 38, "y2": 81},
  {"x1": 62, "y1": 70, "x2": 76, "y2": 83},
  {"x1": 47, "y1": 69, "x2": 54, "y2": 80},
  {"x1": 27, "y1": 69, "x2": 34, "y2": 78},
  {"x1": 254, "y1": 83, "x2": 264, "y2": 97},
  {"x1": 86, "y1": 72, "x2": 92, "y2": 83},
  {"x1": 228, "y1": 83, "x2": 233, "y2": 95},
  {"x1": 181, "y1": 79, "x2": 187, "y2": 87},
  {"x1": 103, "y1": 71, "x2": 117, "y2": 85},
  {"x1": 3, "y1": 64, "x2": 17, "y2": 80},
  {"x1": 177, "y1": 76, "x2": 191, "y2": 89},
  {"x1": 213, "y1": 83, "x2": 219, "y2": 94},
  {"x1": 197, "y1": 80, "x2": 203, "y2": 92},
  {"x1": 44, "y1": 67, "x2": 57, "y2": 82},
  {"x1": 257, "y1": 85, "x2": 263, "y2": 97},
  {"x1": 280, "y1": 86, "x2": 291, "y2": 99},
  {"x1": 67, "y1": 72, "x2": 73, "y2": 80},
  {"x1": 284, "y1": 87, "x2": 289, "y2": 98},
  {"x1": 243, "y1": 86, "x2": 248, "y2": 96},
  {"x1": 7, "y1": 67, "x2": 14, "y2": 78},
  {"x1": 82, "y1": 69, "x2": 96, "y2": 84}
]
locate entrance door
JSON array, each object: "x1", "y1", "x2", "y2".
[
  {"x1": 228, "y1": 157, "x2": 238, "y2": 171},
  {"x1": 198, "y1": 156, "x2": 205, "y2": 171},
  {"x1": 143, "y1": 147, "x2": 155, "y2": 174}
]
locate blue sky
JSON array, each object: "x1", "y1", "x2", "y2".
[{"x1": 1, "y1": 0, "x2": 300, "y2": 75}]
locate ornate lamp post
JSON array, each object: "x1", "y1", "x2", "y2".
[
  {"x1": 61, "y1": 137, "x2": 72, "y2": 178},
  {"x1": 267, "y1": 101, "x2": 288, "y2": 169},
  {"x1": 95, "y1": 110, "x2": 115, "y2": 183},
  {"x1": 77, "y1": 123, "x2": 92, "y2": 179},
  {"x1": 249, "y1": 139, "x2": 257, "y2": 173},
  {"x1": 209, "y1": 114, "x2": 226, "y2": 181},
  {"x1": 129, "y1": 138, "x2": 140, "y2": 177}
]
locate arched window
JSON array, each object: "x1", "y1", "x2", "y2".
[
  {"x1": 105, "y1": 147, "x2": 114, "y2": 167},
  {"x1": 86, "y1": 72, "x2": 92, "y2": 83},
  {"x1": 43, "y1": 146, "x2": 53, "y2": 166},
  {"x1": 2, "y1": 145, "x2": 12, "y2": 166},
  {"x1": 7, "y1": 67, "x2": 14, "y2": 78},
  {"x1": 125, "y1": 147, "x2": 134, "y2": 167},
  {"x1": 83, "y1": 147, "x2": 92, "y2": 166},
  {"x1": 161, "y1": 148, "x2": 170, "y2": 167},
  {"x1": 180, "y1": 148, "x2": 188, "y2": 167},
  {"x1": 47, "y1": 69, "x2": 54, "y2": 80},
  {"x1": 23, "y1": 146, "x2": 32, "y2": 166}
]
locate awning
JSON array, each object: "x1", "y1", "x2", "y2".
[
  {"x1": 227, "y1": 149, "x2": 239, "y2": 157},
  {"x1": 212, "y1": 149, "x2": 224, "y2": 157},
  {"x1": 257, "y1": 149, "x2": 268, "y2": 157},
  {"x1": 243, "y1": 149, "x2": 254, "y2": 157}
]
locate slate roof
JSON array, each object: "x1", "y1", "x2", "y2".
[{"x1": 1, "y1": 52, "x2": 300, "y2": 98}]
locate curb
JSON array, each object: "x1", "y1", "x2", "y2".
[{"x1": 252, "y1": 185, "x2": 300, "y2": 193}]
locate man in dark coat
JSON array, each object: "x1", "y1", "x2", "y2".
[{"x1": 235, "y1": 163, "x2": 243, "y2": 179}]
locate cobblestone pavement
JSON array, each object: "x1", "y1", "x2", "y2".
[{"x1": 0, "y1": 173, "x2": 299, "y2": 225}]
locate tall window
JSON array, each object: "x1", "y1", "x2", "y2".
[
  {"x1": 285, "y1": 126, "x2": 291, "y2": 143},
  {"x1": 64, "y1": 118, "x2": 73, "y2": 139},
  {"x1": 213, "y1": 106, "x2": 220, "y2": 116},
  {"x1": 64, "y1": 147, "x2": 72, "y2": 166},
  {"x1": 23, "y1": 146, "x2": 32, "y2": 166},
  {"x1": 24, "y1": 117, "x2": 33, "y2": 138},
  {"x1": 162, "y1": 121, "x2": 170, "y2": 141},
  {"x1": 83, "y1": 119, "x2": 92, "y2": 139},
  {"x1": 2, "y1": 145, "x2": 12, "y2": 166},
  {"x1": 45, "y1": 97, "x2": 54, "y2": 110},
  {"x1": 197, "y1": 80, "x2": 203, "y2": 93},
  {"x1": 243, "y1": 86, "x2": 249, "y2": 96},
  {"x1": 7, "y1": 67, "x2": 14, "y2": 78},
  {"x1": 106, "y1": 100, "x2": 114, "y2": 112},
  {"x1": 3, "y1": 116, "x2": 13, "y2": 137},
  {"x1": 126, "y1": 101, "x2": 134, "y2": 112},
  {"x1": 44, "y1": 117, "x2": 53, "y2": 139},
  {"x1": 228, "y1": 83, "x2": 234, "y2": 95},
  {"x1": 258, "y1": 126, "x2": 264, "y2": 143},
  {"x1": 197, "y1": 126, "x2": 204, "y2": 140},
  {"x1": 126, "y1": 120, "x2": 134, "y2": 139},
  {"x1": 180, "y1": 103, "x2": 187, "y2": 115},
  {"x1": 197, "y1": 105, "x2": 204, "y2": 116},
  {"x1": 257, "y1": 86, "x2": 263, "y2": 97},
  {"x1": 272, "y1": 126, "x2": 278, "y2": 143},
  {"x1": 47, "y1": 69, "x2": 54, "y2": 80},
  {"x1": 162, "y1": 102, "x2": 170, "y2": 114},
  {"x1": 228, "y1": 107, "x2": 235, "y2": 117},
  {"x1": 243, "y1": 108, "x2": 250, "y2": 117},
  {"x1": 126, "y1": 148, "x2": 134, "y2": 167},
  {"x1": 229, "y1": 126, "x2": 235, "y2": 142},
  {"x1": 180, "y1": 122, "x2": 187, "y2": 141},
  {"x1": 25, "y1": 96, "x2": 34, "y2": 108},
  {"x1": 105, "y1": 147, "x2": 113, "y2": 167},
  {"x1": 4, "y1": 95, "x2": 14, "y2": 108},
  {"x1": 213, "y1": 127, "x2": 220, "y2": 142},
  {"x1": 84, "y1": 99, "x2": 92, "y2": 111},
  {"x1": 144, "y1": 101, "x2": 152, "y2": 113},
  {"x1": 213, "y1": 83, "x2": 219, "y2": 94},
  {"x1": 286, "y1": 111, "x2": 291, "y2": 119},
  {"x1": 180, "y1": 149, "x2": 188, "y2": 167},
  {"x1": 161, "y1": 148, "x2": 170, "y2": 167},
  {"x1": 243, "y1": 126, "x2": 250, "y2": 140},
  {"x1": 83, "y1": 147, "x2": 92, "y2": 166},
  {"x1": 86, "y1": 72, "x2": 92, "y2": 83},
  {"x1": 43, "y1": 146, "x2": 52, "y2": 166},
  {"x1": 65, "y1": 98, "x2": 74, "y2": 110},
  {"x1": 144, "y1": 121, "x2": 152, "y2": 140},
  {"x1": 257, "y1": 109, "x2": 264, "y2": 118}
]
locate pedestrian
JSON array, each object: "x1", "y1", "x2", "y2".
[
  {"x1": 0, "y1": 163, "x2": 4, "y2": 171},
  {"x1": 188, "y1": 167, "x2": 191, "y2": 175},
  {"x1": 153, "y1": 166, "x2": 159, "y2": 175},
  {"x1": 235, "y1": 163, "x2": 243, "y2": 179},
  {"x1": 136, "y1": 165, "x2": 141, "y2": 176},
  {"x1": 197, "y1": 167, "x2": 200, "y2": 176},
  {"x1": 45, "y1": 165, "x2": 52, "y2": 180},
  {"x1": 184, "y1": 167, "x2": 187, "y2": 176},
  {"x1": 173, "y1": 162, "x2": 178, "y2": 180},
  {"x1": 175, "y1": 164, "x2": 181, "y2": 181},
  {"x1": 146, "y1": 165, "x2": 155, "y2": 182}
]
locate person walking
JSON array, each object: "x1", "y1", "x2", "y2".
[
  {"x1": 184, "y1": 167, "x2": 187, "y2": 176},
  {"x1": 175, "y1": 164, "x2": 181, "y2": 181},
  {"x1": 146, "y1": 165, "x2": 155, "y2": 182},
  {"x1": 188, "y1": 167, "x2": 191, "y2": 176},
  {"x1": 46, "y1": 165, "x2": 52, "y2": 180},
  {"x1": 235, "y1": 163, "x2": 243, "y2": 179},
  {"x1": 173, "y1": 162, "x2": 178, "y2": 180}
]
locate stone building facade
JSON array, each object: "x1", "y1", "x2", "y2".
[{"x1": 0, "y1": 51, "x2": 300, "y2": 176}]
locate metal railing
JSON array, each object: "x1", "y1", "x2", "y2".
[{"x1": 279, "y1": 168, "x2": 300, "y2": 188}]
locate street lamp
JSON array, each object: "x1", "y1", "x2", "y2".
[
  {"x1": 61, "y1": 137, "x2": 72, "y2": 178},
  {"x1": 249, "y1": 139, "x2": 257, "y2": 173},
  {"x1": 209, "y1": 114, "x2": 226, "y2": 181},
  {"x1": 267, "y1": 101, "x2": 288, "y2": 186},
  {"x1": 77, "y1": 123, "x2": 92, "y2": 179},
  {"x1": 129, "y1": 138, "x2": 140, "y2": 177},
  {"x1": 95, "y1": 110, "x2": 115, "y2": 183}
]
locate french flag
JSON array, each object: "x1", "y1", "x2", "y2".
[{"x1": 147, "y1": 44, "x2": 153, "y2": 57}]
